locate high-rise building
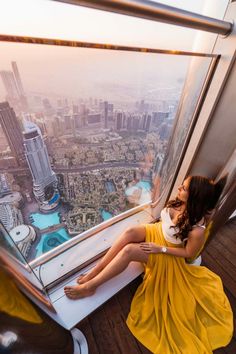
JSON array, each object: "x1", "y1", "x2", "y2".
[
  {"x1": 133, "y1": 116, "x2": 140, "y2": 131},
  {"x1": 72, "y1": 104, "x2": 79, "y2": 114},
  {"x1": 0, "y1": 102, "x2": 25, "y2": 165},
  {"x1": 104, "y1": 101, "x2": 108, "y2": 128},
  {"x1": 151, "y1": 111, "x2": 169, "y2": 129},
  {"x1": 0, "y1": 71, "x2": 19, "y2": 100},
  {"x1": 63, "y1": 115, "x2": 72, "y2": 131},
  {"x1": 127, "y1": 115, "x2": 132, "y2": 131},
  {"x1": 73, "y1": 114, "x2": 81, "y2": 129},
  {"x1": 116, "y1": 112, "x2": 123, "y2": 131},
  {"x1": 0, "y1": 62, "x2": 28, "y2": 111},
  {"x1": 11, "y1": 62, "x2": 24, "y2": 97},
  {"x1": 23, "y1": 122, "x2": 60, "y2": 211},
  {"x1": 145, "y1": 114, "x2": 152, "y2": 132},
  {"x1": 43, "y1": 98, "x2": 54, "y2": 115},
  {"x1": 87, "y1": 113, "x2": 101, "y2": 125},
  {"x1": 140, "y1": 113, "x2": 152, "y2": 133},
  {"x1": 80, "y1": 103, "x2": 87, "y2": 127},
  {"x1": 0, "y1": 174, "x2": 11, "y2": 197},
  {"x1": 11, "y1": 61, "x2": 28, "y2": 110}
]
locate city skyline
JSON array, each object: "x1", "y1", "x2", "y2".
[
  {"x1": 0, "y1": 94, "x2": 164, "y2": 260},
  {"x1": 0, "y1": 44, "x2": 189, "y2": 102},
  {"x1": 0, "y1": 34, "x2": 212, "y2": 262},
  {"x1": 0, "y1": 54, "x2": 175, "y2": 261}
]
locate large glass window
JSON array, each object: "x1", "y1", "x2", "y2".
[
  {"x1": 0, "y1": 0, "x2": 229, "y2": 51},
  {"x1": 0, "y1": 39, "x2": 215, "y2": 262}
]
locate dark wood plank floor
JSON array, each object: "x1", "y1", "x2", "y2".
[{"x1": 77, "y1": 216, "x2": 236, "y2": 354}]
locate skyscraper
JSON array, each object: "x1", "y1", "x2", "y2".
[
  {"x1": 104, "y1": 101, "x2": 108, "y2": 129},
  {"x1": 23, "y1": 122, "x2": 60, "y2": 211},
  {"x1": 0, "y1": 174, "x2": 11, "y2": 198},
  {"x1": 116, "y1": 112, "x2": 123, "y2": 131},
  {"x1": 145, "y1": 114, "x2": 152, "y2": 132},
  {"x1": 0, "y1": 62, "x2": 28, "y2": 111},
  {"x1": 11, "y1": 61, "x2": 25, "y2": 97},
  {"x1": 11, "y1": 61, "x2": 28, "y2": 110},
  {"x1": 0, "y1": 71, "x2": 19, "y2": 100},
  {"x1": 0, "y1": 102, "x2": 25, "y2": 165}
]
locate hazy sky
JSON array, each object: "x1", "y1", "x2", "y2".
[
  {"x1": 0, "y1": 0, "x2": 229, "y2": 47},
  {"x1": 0, "y1": 0, "x2": 229, "y2": 101},
  {"x1": 0, "y1": 43, "x2": 193, "y2": 100}
]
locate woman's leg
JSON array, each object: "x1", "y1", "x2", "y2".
[
  {"x1": 65, "y1": 243, "x2": 148, "y2": 299},
  {"x1": 77, "y1": 225, "x2": 146, "y2": 284}
]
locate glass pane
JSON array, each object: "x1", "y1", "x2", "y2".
[
  {"x1": 0, "y1": 41, "x2": 212, "y2": 262},
  {"x1": 0, "y1": 0, "x2": 229, "y2": 51},
  {"x1": 153, "y1": 55, "x2": 212, "y2": 200},
  {"x1": 0, "y1": 222, "x2": 27, "y2": 264}
]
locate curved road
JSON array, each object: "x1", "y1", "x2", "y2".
[
  {"x1": 54, "y1": 162, "x2": 142, "y2": 173},
  {"x1": 4, "y1": 162, "x2": 143, "y2": 174}
]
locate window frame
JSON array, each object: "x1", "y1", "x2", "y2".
[{"x1": 0, "y1": 34, "x2": 218, "y2": 271}]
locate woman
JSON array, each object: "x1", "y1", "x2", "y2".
[{"x1": 64, "y1": 175, "x2": 233, "y2": 353}]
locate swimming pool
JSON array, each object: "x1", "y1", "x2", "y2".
[
  {"x1": 30, "y1": 212, "x2": 71, "y2": 257},
  {"x1": 30, "y1": 212, "x2": 60, "y2": 229},
  {"x1": 35, "y1": 228, "x2": 70, "y2": 257},
  {"x1": 101, "y1": 209, "x2": 113, "y2": 221},
  {"x1": 136, "y1": 180, "x2": 151, "y2": 191},
  {"x1": 125, "y1": 180, "x2": 152, "y2": 204}
]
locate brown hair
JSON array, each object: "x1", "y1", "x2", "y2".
[{"x1": 166, "y1": 175, "x2": 227, "y2": 241}]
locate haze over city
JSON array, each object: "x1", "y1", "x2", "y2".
[{"x1": 0, "y1": 44, "x2": 190, "y2": 101}]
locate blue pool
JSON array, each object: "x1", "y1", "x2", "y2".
[
  {"x1": 36, "y1": 228, "x2": 70, "y2": 257},
  {"x1": 125, "y1": 180, "x2": 152, "y2": 204},
  {"x1": 30, "y1": 212, "x2": 71, "y2": 257},
  {"x1": 136, "y1": 181, "x2": 151, "y2": 191},
  {"x1": 30, "y1": 212, "x2": 60, "y2": 229},
  {"x1": 101, "y1": 209, "x2": 113, "y2": 221}
]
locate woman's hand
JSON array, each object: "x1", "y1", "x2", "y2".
[{"x1": 140, "y1": 242, "x2": 160, "y2": 254}]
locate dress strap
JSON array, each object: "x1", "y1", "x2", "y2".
[{"x1": 193, "y1": 224, "x2": 206, "y2": 229}]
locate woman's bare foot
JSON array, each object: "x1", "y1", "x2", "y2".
[
  {"x1": 64, "y1": 284, "x2": 96, "y2": 299},
  {"x1": 76, "y1": 266, "x2": 102, "y2": 284},
  {"x1": 76, "y1": 274, "x2": 86, "y2": 284}
]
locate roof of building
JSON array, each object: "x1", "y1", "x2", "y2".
[
  {"x1": 10, "y1": 224, "x2": 32, "y2": 242},
  {"x1": 0, "y1": 191, "x2": 22, "y2": 205}
]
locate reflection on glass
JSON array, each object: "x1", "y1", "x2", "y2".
[
  {"x1": 0, "y1": 223, "x2": 27, "y2": 264},
  {"x1": 0, "y1": 42, "x2": 212, "y2": 261},
  {"x1": 153, "y1": 56, "x2": 212, "y2": 199}
]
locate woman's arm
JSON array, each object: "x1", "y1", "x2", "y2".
[{"x1": 140, "y1": 227, "x2": 205, "y2": 259}]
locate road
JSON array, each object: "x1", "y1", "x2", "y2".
[
  {"x1": 54, "y1": 162, "x2": 141, "y2": 173},
  {"x1": 3, "y1": 161, "x2": 142, "y2": 174}
]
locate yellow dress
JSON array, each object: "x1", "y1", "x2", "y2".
[{"x1": 126, "y1": 210, "x2": 233, "y2": 354}]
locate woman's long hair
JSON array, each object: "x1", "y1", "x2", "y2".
[{"x1": 166, "y1": 175, "x2": 227, "y2": 241}]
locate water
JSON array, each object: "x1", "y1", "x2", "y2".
[
  {"x1": 105, "y1": 181, "x2": 116, "y2": 193},
  {"x1": 136, "y1": 181, "x2": 151, "y2": 191},
  {"x1": 36, "y1": 228, "x2": 70, "y2": 257},
  {"x1": 30, "y1": 212, "x2": 60, "y2": 229},
  {"x1": 101, "y1": 209, "x2": 113, "y2": 221},
  {"x1": 30, "y1": 212, "x2": 71, "y2": 257},
  {"x1": 125, "y1": 180, "x2": 152, "y2": 204}
]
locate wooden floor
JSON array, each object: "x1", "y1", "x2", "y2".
[{"x1": 77, "y1": 216, "x2": 236, "y2": 354}]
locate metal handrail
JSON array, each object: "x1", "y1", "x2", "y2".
[
  {"x1": 53, "y1": 0, "x2": 233, "y2": 36},
  {"x1": 0, "y1": 35, "x2": 217, "y2": 57}
]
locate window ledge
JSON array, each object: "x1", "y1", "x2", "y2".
[
  {"x1": 34, "y1": 208, "x2": 154, "y2": 288},
  {"x1": 48, "y1": 259, "x2": 144, "y2": 330}
]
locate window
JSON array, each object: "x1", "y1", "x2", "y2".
[{"x1": 0, "y1": 38, "x2": 216, "y2": 264}]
